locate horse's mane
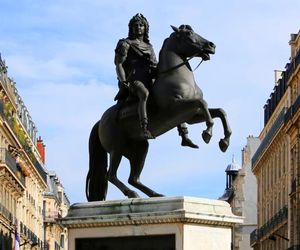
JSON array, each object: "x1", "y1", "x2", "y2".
[
  {"x1": 157, "y1": 38, "x2": 169, "y2": 69},
  {"x1": 157, "y1": 31, "x2": 180, "y2": 70}
]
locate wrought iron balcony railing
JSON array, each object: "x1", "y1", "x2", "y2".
[
  {"x1": 0, "y1": 201, "x2": 18, "y2": 227},
  {"x1": 0, "y1": 100, "x2": 47, "y2": 183},
  {"x1": 250, "y1": 205, "x2": 288, "y2": 245},
  {"x1": 250, "y1": 229, "x2": 258, "y2": 246},
  {"x1": 0, "y1": 202, "x2": 12, "y2": 221},
  {"x1": 0, "y1": 148, "x2": 25, "y2": 186},
  {"x1": 20, "y1": 221, "x2": 42, "y2": 247}
]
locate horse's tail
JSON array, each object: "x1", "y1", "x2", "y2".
[{"x1": 85, "y1": 121, "x2": 108, "y2": 201}]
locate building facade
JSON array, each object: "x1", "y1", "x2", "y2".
[
  {"x1": 44, "y1": 171, "x2": 70, "y2": 250},
  {"x1": 220, "y1": 136, "x2": 260, "y2": 250},
  {"x1": 251, "y1": 30, "x2": 300, "y2": 250},
  {"x1": 0, "y1": 55, "x2": 69, "y2": 250}
]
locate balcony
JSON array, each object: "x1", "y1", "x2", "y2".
[
  {"x1": 20, "y1": 221, "x2": 42, "y2": 247},
  {"x1": 250, "y1": 229, "x2": 258, "y2": 246},
  {"x1": 250, "y1": 206, "x2": 288, "y2": 245},
  {"x1": 0, "y1": 100, "x2": 47, "y2": 183},
  {"x1": 0, "y1": 148, "x2": 25, "y2": 186},
  {"x1": 0, "y1": 201, "x2": 18, "y2": 226},
  {"x1": 0, "y1": 202, "x2": 12, "y2": 221}
]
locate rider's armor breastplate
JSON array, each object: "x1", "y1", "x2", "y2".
[{"x1": 121, "y1": 39, "x2": 156, "y2": 89}]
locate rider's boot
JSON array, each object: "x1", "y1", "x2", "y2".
[
  {"x1": 178, "y1": 124, "x2": 199, "y2": 149},
  {"x1": 181, "y1": 133, "x2": 199, "y2": 148},
  {"x1": 141, "y1": 118, "x2": 155, "y2": 140}
]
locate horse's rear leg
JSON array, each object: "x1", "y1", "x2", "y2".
[
  {"x1": 107, "y1": 151, "x2": 139, "y2": 198},
  {"x1": 128, "y1": 141, "x2": 163, "y2": 198}
]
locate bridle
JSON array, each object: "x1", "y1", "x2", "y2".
[{"x1": 159, "y1": 50, "x2": 204, "y2": 75}]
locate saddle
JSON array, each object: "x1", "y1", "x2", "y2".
[{"x1": 116, "y1": 96, "x2": 139, "y2": 121}]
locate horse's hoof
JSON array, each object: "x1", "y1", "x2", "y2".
[
  {"x1": 127, "y1": 191, "x2": 140, "y2": 198},
  {"x1": 219, "y1": 138, "x2": 229, "y2": 152},
  {"x1": 202, "y1": 130, "x2": 212, "y2": 144}
]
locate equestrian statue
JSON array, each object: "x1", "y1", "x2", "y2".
[{"x1": 86, "y1": 14, "x2": 232, "y2": 201}]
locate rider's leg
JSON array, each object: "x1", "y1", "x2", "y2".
[
  {"x1": 131, "y1": 80, "x2": 154, "y2": 139},
  {"x1": 177, "y1": 123, "x2": 199, "y2": 149}
]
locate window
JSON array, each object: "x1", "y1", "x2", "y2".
[{"x1": 60, "y1": 234, "x2": 65, "y2": 248}]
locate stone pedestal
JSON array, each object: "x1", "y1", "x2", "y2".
[{"x1": 62, "y1": 196, "x2": 243, "y2": 250}]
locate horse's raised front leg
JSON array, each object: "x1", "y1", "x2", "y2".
[
  {"x1": 107, "y1": 151, "x2": 139, "y2": 198},
  {"x1": 209, "y1": 108, "x2": 232, "y2": 152},
  {"x1": 185, "y1": 107, "x2": 231, "y2": 152},
  {"x1": 174, "y1": 98, "x2": 214, "y2": 144},
  {"x1": 128, "y1": 140, "x2": 164, "y2": 198}
]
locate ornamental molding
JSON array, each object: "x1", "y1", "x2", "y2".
[
  {"x1": 61, "y1": 197, "x2": 243, "y2": 229},
  {"x1": 0, "y1": 54, "x2": 8, "y2": 75}
]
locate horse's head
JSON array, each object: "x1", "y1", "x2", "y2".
[{"x1": 170, "y1": 25, "x2": 215, "y2": 61}]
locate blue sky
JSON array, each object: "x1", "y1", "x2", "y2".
[{"x1": 0, "y1": 0, "x2": 299, "y2": 203}]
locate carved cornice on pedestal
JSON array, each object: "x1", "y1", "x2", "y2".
[{"x1": 62, "y1": 196, "x2": 243, "y2": 229}]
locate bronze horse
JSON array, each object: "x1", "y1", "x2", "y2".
[{"x1": 86, "y1": 25, "x2": 231, "y2": 201}]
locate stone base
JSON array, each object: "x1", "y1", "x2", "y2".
[{"x1": 62, "y1": 196, "x2": 243, "y2": 250}]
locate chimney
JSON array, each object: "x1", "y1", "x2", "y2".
[
  {"x1": 289, "y1": 33, "x2": 297, "y2": 59},
  {"x1": 36, "y1": 136, "x2": 46, "y2": 164},
  {"x1": 274, "y1": 70, "x2": 283, "y2": 85}
]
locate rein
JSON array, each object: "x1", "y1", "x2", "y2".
[
  {"x1": 159, "y1": 54, "x2": 204, "y2": 75},
  {"x1": 193, "y1": 59, "x2": 204, "y2": 71}
]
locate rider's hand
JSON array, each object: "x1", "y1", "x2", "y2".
[{"x1": 121, "y1": 81, "x2": 130, "y2": 88}]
